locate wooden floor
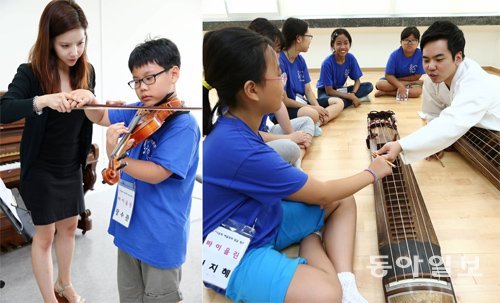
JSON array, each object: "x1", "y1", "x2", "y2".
[{"x1": 204, "y1": 70, "x2": 500, "y2": 303}]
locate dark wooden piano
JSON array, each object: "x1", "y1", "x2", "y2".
[{"x1": 0, "y1": 91, "x2": 99, "y2": 250}]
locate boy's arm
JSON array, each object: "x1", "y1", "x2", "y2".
[
  {"x1": 121, "y1": 157, "x2": 173, "y2": 184},
  {"x1": 105, "y1": 122, "x2": 173, "y2": 184}
]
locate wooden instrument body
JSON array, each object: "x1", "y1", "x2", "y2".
[
  {"x1": 453, "y1": 127, "x2": 499, "y2": 190},
  {"x1": 366, "y1": 111, "x2": 457, "y2": 303}
]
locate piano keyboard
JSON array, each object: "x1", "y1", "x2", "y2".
[
  {"x1": 0, "y1": 161, "x2": 20, "y2": 188},
  {"x1": 0, "y1": 161, "x2": 20, "y2": 171}
]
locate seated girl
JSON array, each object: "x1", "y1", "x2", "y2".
[
  {"x1": 249, "y1": 17, "x2": 315, "y2": 167},
  {"x1": 280, "y1": 17, "x2": 340, "y2": 126},
  {"x1": 203, "y1": 27, "x2": 393, "y2": 303},
  {"x1": 317, "y1": 28, "x2": 373, "y2": 109},
  {"x1": 375, "y1": 26, "x2": 425, "y2": 99}
]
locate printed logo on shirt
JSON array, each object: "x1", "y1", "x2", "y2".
[
  {"x1": 297, "y1": 70, "x2": 305, "y2": 82},
  {"x1": 344, "y1": 69, "x2": 350, "y2": 78},
  {"x1": 142, "y1": 138, "x2": 157, "y2": 161},
  {"x1": 409, "y1": 64, "x2": 417, "y2": 74}
]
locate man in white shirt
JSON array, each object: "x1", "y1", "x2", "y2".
[{"x1": 378, "y1": 21, "x2": 500, "y2": 164}]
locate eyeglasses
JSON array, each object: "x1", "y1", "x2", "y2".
[
  {"x1": 303, "y1": 34, "x2": 313, "y2": 39},
  {"x1": 402, "y1": 39, "x2": 419, "y2": 45},
  {"x1": 128, "y1": 69, "x2": 168, "y2": 89},
  {"x1": 265, "y1": 72, "x2": 287, "y2": 86}
]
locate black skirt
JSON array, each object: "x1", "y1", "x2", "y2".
[
  {"x1": 19, "y1": 109, "x2": 86, "y2": 225},
  {"x1": 20, "y1": 164, "x2": 85, "y2": 225}
]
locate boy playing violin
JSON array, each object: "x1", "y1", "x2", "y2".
[{"x1": 83, "y1": 38, "x2": 200, "y2": 302}]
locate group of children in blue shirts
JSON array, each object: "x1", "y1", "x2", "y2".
[
  {"x1": 202, "y1": 18, "x2": 399, "y2": 303},
  {"x1": 279, "y1": 18, "x2": 426, "y2": 129}
]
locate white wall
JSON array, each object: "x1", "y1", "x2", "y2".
[
  {"x1": 496, "y1": 27, "x2": 500, "y2": 68},
  {"x1": 0, "y1": 0, "x2": 202, "y2": 186},
  {"x1": 302, "y1": 25, "x2": 500, "y2": 69}
]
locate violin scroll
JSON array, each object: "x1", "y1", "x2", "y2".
[{"x1": 101, "y1": 155, "x2": 127, "y2": 185}]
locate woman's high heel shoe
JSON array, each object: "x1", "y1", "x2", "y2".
[{"x1": 54, "y1": 279, "x2": 86, "y2": 303}]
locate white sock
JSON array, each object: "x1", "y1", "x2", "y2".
[
  {"x1": 337, "y1": 272, "x2": 368, "y2": 303},
  {"x1": 314, "y1": 122, "x2": 322, "y2": 137}
]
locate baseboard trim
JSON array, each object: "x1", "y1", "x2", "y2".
[
  {"x1": 483, "y1": 66, "x2": 500, "y2": 74},
  {"x1": 309, "y1": 66, "x2": 498, "y2": 74}
]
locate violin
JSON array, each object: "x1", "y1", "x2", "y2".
[{"x1": 101, "y1": 92, "x2": 184, "y2": 185}]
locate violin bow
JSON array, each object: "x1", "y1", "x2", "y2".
[{"x1": 80, "y1": 104, "x2": 202, "y2": 110}]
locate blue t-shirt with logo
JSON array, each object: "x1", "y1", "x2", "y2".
[
  {"x1": 385, "y1": 47, "x2": 425, "y2": 78},
  {"x1": 203, "y1": 115, "x2": 308, "y2": 250},
  {"x1": 279, "y1": 51, "x2": 311, "y2": 100},
  {"x1": 108, "y1": 103, "x2": 200, "y2": 268},
  {"x1": 316, "y1": 52, "x2": 363, "y2": 89}
]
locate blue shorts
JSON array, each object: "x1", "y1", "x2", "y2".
[{"x1": 225, "y1": 200, "x2": 325, "y2": 303}]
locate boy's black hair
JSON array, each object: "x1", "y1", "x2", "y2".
[
  {"x1": 282, "y1": 17, "x2": 309, "y2": 49},
  {"x1": 203, "y1": 27, "x2": 270, "y2": 136},
  {"x1": 420, "y1": 21, "x2": 465, "y2": 58},
  {"x1": 401, "y1": 26, "x2": 420, "y2": 41},
  {"x1": 330, "y1": 28, "x2": 352, "y2": 48},
  {"x1": 248, "y1": 17, "x2": 284, "y2": 51},
  {"x1": 128, "y1": 38, "x2": 181, "y2": 71}
]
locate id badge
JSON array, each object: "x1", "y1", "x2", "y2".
[
  {"x1": 202, "y1": 219, "x2": 255, "y2": 290},
  {"x1": 112, "y1": 179, "x2": 135, "y2": 228},
  {"x1": 295, "y1": 93, "x2": 308, "y2": 105}
]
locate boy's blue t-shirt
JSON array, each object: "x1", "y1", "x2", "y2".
[
  {"x1": 203, "y1": 115, "x2": 308, "y2": 250},
  {"x1": 108, "y1": 103, "x2": 200, "y2": 268},
  {"x1": 385, "y1": 47, "x2": 426, "y2": 78},
  {"x1": 279, "y1": 51, "x2": 311, "y2": 99},
  {"x1": 316, "y1": 52, "x2": 363, "y2": 89}
]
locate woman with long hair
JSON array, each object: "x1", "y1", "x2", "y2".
[{"x1": 0, "y1": 1, "x2": 95, "y2": 302}]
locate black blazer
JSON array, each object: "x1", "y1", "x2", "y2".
[{"x1": 0, "y1": 63, "x2": 95, "y2": 181}]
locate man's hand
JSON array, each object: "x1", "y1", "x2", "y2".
[{"x1": 377, "y1": 141, "x2": 402, "y2": 162}]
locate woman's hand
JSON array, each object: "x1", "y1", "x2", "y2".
[
  {"x1": 69, "y1": 89, "x2": 97, "y2": 108},
  {"x1": 36, "y1": 93, "x2": 73, "y2": 112},
  {"x1": 105, "y1": 122, "x2": 134, "y2": 159}
]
